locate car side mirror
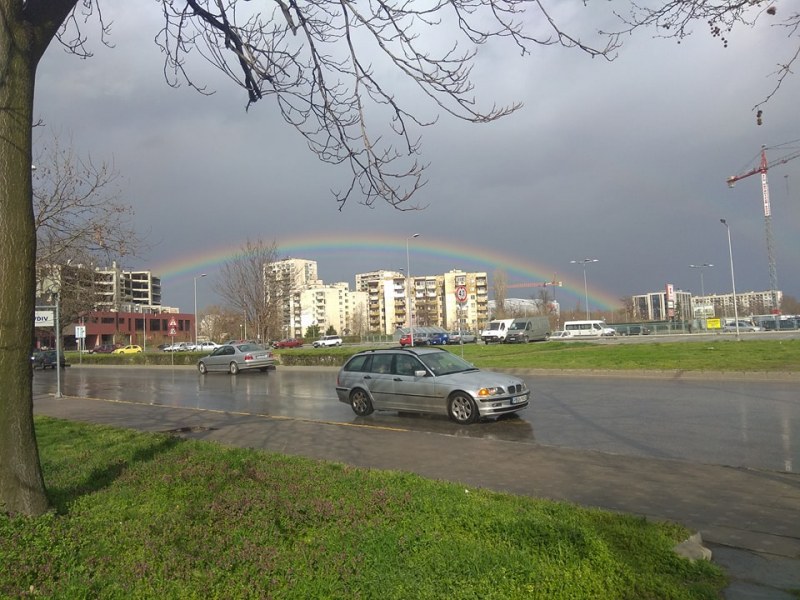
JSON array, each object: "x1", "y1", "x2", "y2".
[{"x1": 414, "y1": 369, "x2": 427, "y2": 377}]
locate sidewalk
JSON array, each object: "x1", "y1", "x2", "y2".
[{"x1": 34, "y1": 393, "x2": 800, "y2": 599}]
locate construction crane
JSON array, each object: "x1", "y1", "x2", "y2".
[
  {"x1": 507, "y1": 280, "x2": 563, "y2": 289},
  {"x1": 727, "y1": 142, "x2": 800, "y2": 313}
]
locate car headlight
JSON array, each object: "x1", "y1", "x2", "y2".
[{"x1": 477, "y1": 387, "x2": 503, "y2": 397}]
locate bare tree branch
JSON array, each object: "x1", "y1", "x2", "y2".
[{"x1": 33, "y1": 130, "x2": 142, "y2": 268}]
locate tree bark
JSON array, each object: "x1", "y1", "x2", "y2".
[{"x1": 0, "y1": 4, "x2": 49, "y2": 516}]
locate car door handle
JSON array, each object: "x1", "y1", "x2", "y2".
[
  {"x1": 393, "y1": 377, "x2": 402, "y2": 381},
  {"x1": 363, "y1": 375, "x2": 372, "y2": 380}
]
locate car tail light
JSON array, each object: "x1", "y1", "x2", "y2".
[{"x1": 244, "y1": 353, "x2": 254, "y2": 361}]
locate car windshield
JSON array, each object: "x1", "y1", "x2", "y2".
[
  {"x1": 237, "y1": 343, "x2": 265, "y2": 352},
  {"x1": 418, "y1": 351, "x2": 476, "y2": 376}
]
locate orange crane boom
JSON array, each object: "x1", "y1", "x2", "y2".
[{"x1": 726, "y1": 142, "x2": 800, "y2": 313}]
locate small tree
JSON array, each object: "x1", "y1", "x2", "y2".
[
  {"x1": 214, "y1": 239, "x2": 281, "y2": 345},
  {"x1": 305, "y1": 324, "x2": 321, "y2": 340}
]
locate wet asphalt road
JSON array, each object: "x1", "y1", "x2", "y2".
[{"x1": 32, "y1": 365, "x2": 799, "y2": 474}]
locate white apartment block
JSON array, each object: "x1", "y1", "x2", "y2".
[
  {"x1": 298, "y1": 282, "x2": 367, "y2": 337},
  {"x1": 268, "y1": 258, "x2": 323, "y2": 337},
  {"x1": 691, "y1": 289, "x2": 783, "y2": 319},
  {"x1": 441, "y1": 270, "x2": 489, "y2": 332},
  {"x1": 355, "y1": 270, "x2": 408, "y2": 334},
  {"x1": 269, "y1": 258, "x2": 321, "y2": 289},
  {"x1": 353, "y1": 269, "x2": 489, "y2": 335}
]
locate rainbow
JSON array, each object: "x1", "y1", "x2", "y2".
[{"x1": 150, "y1": 234, "x2": 621, "y2": 311}]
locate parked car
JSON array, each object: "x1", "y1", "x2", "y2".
[
  {"x1": 313, "y1": 335, "x2": 342, "y2": 348},
  {"x1": 197, "y1": 343, "x2": 275, "y2": 375},
  {"x1": 31, "y1": 349, "x2": 67, "y2": 370},
  {"x1": 412, "y1": 332, "x2": 430, "y2": 346},
  {"x1": 550, "y1": 330, "x2": 572, "y2": 339},
  {"x1": 163, "y1": 342, "x2": 190, "y2": 352},
  {"x1": 91, "y1": 344, "x2": 120, "y2": 354},
  {"x1": 447, "y1": 331, "x2": 477, "y2": 344},
  {"x1": 399, "y1": 333, "x2": 412, "y2": 347},
  {"x1": 723, "y1": 321, "x2": 762, "y2": 333},
  {"x1": 273, "y1": 338, "x2": 303, "y2": 349},
  {"x1": 427, "y1": 332, "x2": 449, "y2": 345},
  {"x1": 194, "y1": 341, "x2": 220, "y2": 352},
  {"x1": 113, "y1": 345, "x2": 143, "y2": 354},
  {"x1": 624, "y1": 325, "x2": 651, "y2": 336},
  {"x1": 335, "y1": 346, "x2": 530, "y2": 425}
]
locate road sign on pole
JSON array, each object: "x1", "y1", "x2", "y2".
[{"x1": 455, "y1": 285, "x2": 468, "y2": 304}]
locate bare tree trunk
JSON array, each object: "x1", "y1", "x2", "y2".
[{"x1": 0, "y1": 15, "x2": 49, "y2": 516}]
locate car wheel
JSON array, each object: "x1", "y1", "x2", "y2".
[
  {"x1": 350, "y1": 389, "x2": 374, "y2": 416},
  {"x1": 229, "y1": 362, "x2": 239, "y2": 375},
  {"x1": 198, "y1": 362, "x2": 207, "y2": 374},
  {"x1": 448, "y1": 392, "x2": 477, "y2": 425}
]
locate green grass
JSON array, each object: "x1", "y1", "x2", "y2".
[
  {"x1": 67, "y1": 337, "x2": 800, "y2": 372},
  {"x1": 454, "y1": 338, "x2": 800, "y2": 371},
  {"x1": 1, "y1": 418, "x2": 725, "y2": 599},
  {"x1": 272, "y1": 338, "x2": 800, "y2": 372}
]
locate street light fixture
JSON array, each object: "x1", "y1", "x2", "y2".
[
  {"x1": 570, "y1": 258, "x2": 598, "y2": 320},
  {"x1": 406, "y1": 233, "x2": 420, "y2": 346},
  {"x1": 720, "y1": 219, "x2": 740, "y2": 339},
  {"x1": 193, "y1": 273, "x2": 207, "y2": 345}
]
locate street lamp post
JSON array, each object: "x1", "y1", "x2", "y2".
[
  {"x1": 570, "y1": 258, "x2": 598, "y2": 320},
  {"x1": 689, "y1": 263, "x2": 713, "y2": 323},
  {"x1": 406, "y1": 233, "x2": 420, "y2": 346},
  {"x1": 193, "y1": 273, "x2": 207, "y2": 345},
  {"x1": 720, "y1": 220, "x2": 740, "y2": 339}
]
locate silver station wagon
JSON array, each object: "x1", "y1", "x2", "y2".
[
  {"x1": 197, "y1": 343, "x2": 275, "y2": 375},
  {"x1": 335, "y1": 347, "x2": 530, "y2": 424}
]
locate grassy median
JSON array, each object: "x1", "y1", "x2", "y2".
[
  {"x1": 1, "y1": 418, "x2": 725, "y2": 599},
  {"x1": 72, "y1": 337, "x2": 800, "y2": 373},
  {"x1": 271, "y1": 338, "x2": 800, "y2": 372}
]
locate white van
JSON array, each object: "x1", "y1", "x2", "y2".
[
  {"x1": 480, "y1": 318, "x2": 515, "y2": 343},
  {"x1": 563, "y1": 320, "x2": 614, "y2": 337},
  {"x1": 505, "y1": 317, "x2": 551, "y2": 343}
]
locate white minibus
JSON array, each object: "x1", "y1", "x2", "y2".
[{"x1": 563, "y1": 320, "x2": 613, "y2": 337}]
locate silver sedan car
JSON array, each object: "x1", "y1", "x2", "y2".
[
  {"x1": 335, "y1": 347, "x2": 530, "y2": 424},
  {"x1": 197, "y1": 343, "x2": 275, "y2": 375}
]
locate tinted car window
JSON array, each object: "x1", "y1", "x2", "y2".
[
  {"x1": 370, "y1": 354, "x2": 393, "y2": 374},
  {"x1": 394, "y1": 354, "x2": 421, "y2": 376},
  {"x1": 343, "y1": 354, "x2": 370, "y2": 372},
  {"x1": 419, "y1": 351, "x2": 472, "y2": 376}
]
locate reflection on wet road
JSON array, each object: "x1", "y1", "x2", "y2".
[{"x1": 33, "y1": 366, "x2": 798, "y2": 473}]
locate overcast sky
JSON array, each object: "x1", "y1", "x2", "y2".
[{"x1": 33, "y1": 3, "x2": 800, "y2": 315}]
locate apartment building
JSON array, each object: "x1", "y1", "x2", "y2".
[
  {"x1": 94, "y1": 262, "x2": 162, "y2": 310},
  {"x1": 352, "y1": 269, "x2": 489, "y2": 334},
  {"x1": 691, "y1": 289, "x2": 783, "y2": 319},
  {"x1": 298, "y1": 282, "x2": 367, "y2": 337},
  {"x1": 355, "y1": 270, "x2": 407, "y2": 334},
  {"x1": 268, "y1": 258, "x2": 323, "y2": 338}
]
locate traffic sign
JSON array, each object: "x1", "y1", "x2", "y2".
[
  {"x1": 168, "y1": 317, "x2": 178, "y2": 328},
  {"x1": 455, "y1": 285, "x2": 468, "y2": 304}
]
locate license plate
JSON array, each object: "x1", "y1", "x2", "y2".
[{"x1": 511, "y1": 395, "x2": 526, "y2": 405}]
